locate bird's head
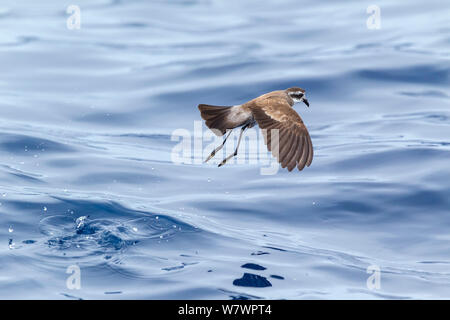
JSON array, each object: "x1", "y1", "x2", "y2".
[{"x1": 286, "y1": 87, "x2": 309, "y2": 107}]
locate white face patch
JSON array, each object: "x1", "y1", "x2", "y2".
[{"x1": 289, "y1": 91, "x2": 305, "y2": 103}]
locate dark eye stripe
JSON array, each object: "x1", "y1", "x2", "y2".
[{"x1": 291, "y1": 93, "x2": 304, "y2": 99}]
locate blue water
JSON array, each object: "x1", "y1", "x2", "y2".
[{"x1": 0, "y1": 0, "x2": 449, "y2": 299}]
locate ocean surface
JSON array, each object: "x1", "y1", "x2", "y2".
[{"x1": 0, "y1": 0, "x2": 449, "y2": 299}]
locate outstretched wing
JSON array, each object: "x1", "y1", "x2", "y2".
[{"x1": 251, "y1": 97, "x2": 313, "y2": 171}]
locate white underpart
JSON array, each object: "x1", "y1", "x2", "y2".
[{"x1": 228, "y1": 105, "x2": 251, "y2": 123}]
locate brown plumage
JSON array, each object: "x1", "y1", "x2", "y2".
[
  {"x1": 198, "y1": 87, "x2": 313, "y2": 171},
  {"x1": 197, "y1": 104, "x2": 234, "y2": 136}
]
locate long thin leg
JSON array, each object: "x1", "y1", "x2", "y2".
[
  {"x1": 218, "y1": 124, "x2": 248, "y2": 167},
  {"x1": 204, "y1": 129, "x2": 233, "y2": 163}
]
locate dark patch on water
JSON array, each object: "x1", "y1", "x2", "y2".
[
  {"x1": 233, "y1": 273, "x2": 272, "y2": 288},
  {"x1": 231, "y1": 295, "x2": 251, "y2": 300},
  {"x1": 241, "y1": 263, "x2": 266, "y2": 271},
  {"x1": 358, "y1": 65, "x2": 449, "y2": 84},
  {"x1": 0, "y1": 134, "x2": 74, "y2": 154},
  {"x1": 263, "y1": 246, "x2": 287, "y2": 252},
  {"x1": 162, "y1": 265, "x2": 184, "y2": 271},
  {"x1": 251, "y1": 251, "x2": 270, "y2": 256},
  {"x1": 60, "y1": 293, "x2": 83, "y2": 300},
  {"x1": 399, "y1": 90, "x2": 448, "y2": 98}
]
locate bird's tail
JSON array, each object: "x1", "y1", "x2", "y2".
[{"x1": 198, "y1": 104, "x2": 233, "y2": 136}]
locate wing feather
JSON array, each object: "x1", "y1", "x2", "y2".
[
  {"x1": 279, "y1": 131, "x2": 293, "y2": 168},
  {"x1": 289, "y1": 135, "x2": 304, "y2": 171},
  {"x1": 250, "y1": 98, "x2": 313, "y2": 171},
  {"x1": 284, "y1": 135, "x2": 298, "y2": 169},
  {"x1": 297, "y1": 136, "x2": 309, "y2": 171},
  {"x1": 306, "y1": 136, "x2": 314, "y2": 167}
]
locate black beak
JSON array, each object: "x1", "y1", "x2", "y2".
[{"x1": 303, "y1": 98, "x2": 309, "y2": 107}]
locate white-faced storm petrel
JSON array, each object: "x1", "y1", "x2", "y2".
[{"x1": 198, "y1": 87, "x2": 313, "y2": 172}]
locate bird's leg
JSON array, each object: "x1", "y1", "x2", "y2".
[
  {"x1": 218, "y1": 124, "x2": 248, "y2": 167},
  {"x1": 204, "y1": 129, "x2": 233, "y2": 163}
]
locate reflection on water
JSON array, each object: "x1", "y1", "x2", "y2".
[{"x1": 0, "y1": 0, "x2": 449, "y2": 299}]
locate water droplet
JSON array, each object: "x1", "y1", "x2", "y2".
[
  {"x1": 8, "y1": 226, "x2": 13, "y2": 233},
  {"x1": 132, "y1": 227, "x2": 138, "y2": 232},
  {"x1": 43, "y1": 206, "x2": 47, "y2": 212},
  {"x1": 75, "y1": 216, "x2": 88, "y2": 230},
  {"x1": 207, "y1": 178, "x2": 211, "y2": 183}
]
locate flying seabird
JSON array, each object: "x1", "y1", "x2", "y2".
[{"x1": 198, "y1": 87, "x2": 313, "y2": 171}]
